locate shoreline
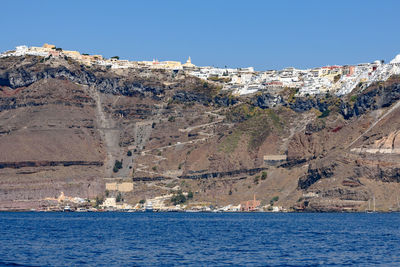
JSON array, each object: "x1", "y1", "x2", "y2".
[{"x1": 1, "y1": 210, "x2": 399, "y2": 213}]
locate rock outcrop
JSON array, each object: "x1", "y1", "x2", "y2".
[{"x1": 1, "y1": 56, "x2": 400, "y2": 211}]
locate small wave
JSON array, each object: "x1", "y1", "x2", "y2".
[{"x1": 0, "y1": 261, "x2": 41, "y2": 267}]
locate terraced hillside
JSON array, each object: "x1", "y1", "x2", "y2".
[{"x1": 1, "y1": 55, "x2": 400, "y2": 211}]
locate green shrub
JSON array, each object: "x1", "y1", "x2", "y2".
[
  {"x1": 318, "y1": 109, "x2": 330, "y2": 118},
  {"x1": 171, "y1": 190, "x2": 187, "y2": 205},
  {"x1": 261, "y1": 171, "x2": 267, "y2": 180},
  {"x1": 113, "y1": 159, "x2": 123, "y2": 173},
  {"x1": 127, "y1": 150, "x2": 132, "y2": 156},
  {"x1": 271, "y1": 196, "x2": 279, "y2": 202},
  {"x1": 116, "y1": 192, "x2": 122, "y2": 202}
]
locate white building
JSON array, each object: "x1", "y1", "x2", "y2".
[{"x1": 101, "y1": 197, "x2": 117, "y2": 208}]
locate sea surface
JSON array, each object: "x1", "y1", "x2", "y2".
[{"x1": 0, "y1": 212, "x2": 399, "y2": 266}]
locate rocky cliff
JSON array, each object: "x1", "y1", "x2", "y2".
[{"x1": 1, "y1": 55, "x2": 400, "y2": 211}]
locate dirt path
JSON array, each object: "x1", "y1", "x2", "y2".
[
  {"x1": 346, "y1": 100, "x2": 400, "y2": 149},
  {"x1": 131, "y1": 109, "x2": 224, "y2": 178},
  {"x1": 88, "y1": 86, "x2": 121, "y2": 176}
]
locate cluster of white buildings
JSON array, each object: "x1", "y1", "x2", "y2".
[
  {"x1": 1, "y1": 44, "x2": 400, "y2": 96},
  {"x1": 188, "y1": 56, "x2": 400, "y2": 96}
]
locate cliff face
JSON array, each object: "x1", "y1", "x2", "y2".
[{"x1": 1, "y1": 56, "x2": 400, "y2": 211}]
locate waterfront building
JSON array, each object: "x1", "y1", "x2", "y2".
[{"x1": 240, "y1": 195, "x2": 261, "y2": 212}]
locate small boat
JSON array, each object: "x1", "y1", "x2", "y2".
[
  {"x1": 145, "y1": 201, "x2": 153, "y2": 212},
  {"x1": 63, "y1": 205, "x2": 73, "y2": 212},
  {"x1": 76, "y1": 207, "x2": 87, "y2": 212}
]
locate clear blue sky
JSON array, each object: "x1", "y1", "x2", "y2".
[{"x1": 1, "y1": 0, "x2": 400, "y2": 70}]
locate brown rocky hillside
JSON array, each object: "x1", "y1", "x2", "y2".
[{"x1": 1, "y1": 55, "x2": 400, "y2": 211}]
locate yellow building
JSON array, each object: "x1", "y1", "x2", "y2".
[
  {"x1": 101, "y1": 197, "x2": 117, "y2": 208},
  {"x1": 162, "y1": 61, "x2": 182, "y2": 69},
  {"x1": 62, "y1": 50, "x2": 82, "y2": 59},
  {"x1": 42, "y1": 43, "x2": 56, "y2": 49}
]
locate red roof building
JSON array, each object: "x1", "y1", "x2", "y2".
[{"x1": 240, "y1": 195, "x2": 261, "y2": 211}]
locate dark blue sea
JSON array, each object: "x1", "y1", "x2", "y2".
[{"x1": 0, "y1": 212, "x2": 399, "y2": 266}]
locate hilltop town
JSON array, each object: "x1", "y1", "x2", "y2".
[{"x1": 2, "y1": 43, "x2": 400, "y2": 97}]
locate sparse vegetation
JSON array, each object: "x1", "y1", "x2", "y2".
[
  {"x1": 270, "y1": 196, "x2": 279, "y2": 206},
  {"x1": 267, "y1": 110, "x2": 281, "y2": 128},
  {"x1": 318, "y1": 109, "x2": 330, "y2": 118},
  {"x1": 223, "y1": 105, "x2": 285, "y2": 151},
  {"x1": 139, "y1": 199, "x2": 145, "y2": 204},
  {"x1": 95, "y1": 196, "x2": 104, "y2": 208},
  {"x1": 113, "y1": 159, "x2": 123, "y2": 173},
  {"x1": 226, "y1": 104, "x2": 261, "y2": 122},
  {"x1": 171, "y1": 190, "x2": 187, "y2": 205},
  {"x1": 218, "y1": 129, "x2": 243, "y2": 153},
  {"x1": 287, "y1": 87, "x2": 299, "y2": 103},
  {"x1": 254, "y1": 176, "x2": 259, "y2": 184},
  {"x1": 349, "y1": 95, "x2": 357, "y2": 103},
  {"x1": 168, "y1": 116, "x2": 175, "y2": 122},
  {"x1": 116, "y1": 192, "x2": 122, "y2": 202},
  {"x1": 246, "y1": 114, "x2": 273, "y2": 150},
  {"x1": 261, "y1": 171, "x2": 267, "y2": 180}
]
